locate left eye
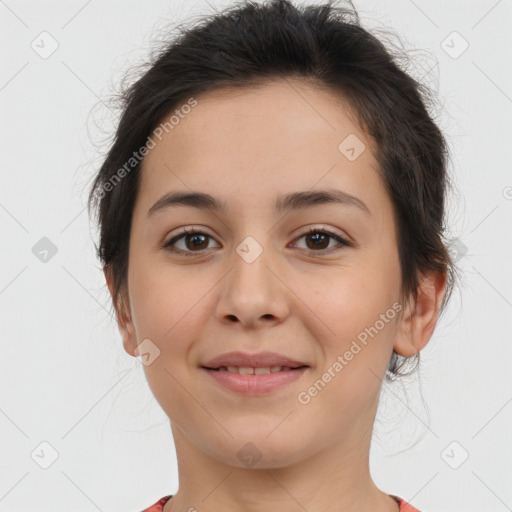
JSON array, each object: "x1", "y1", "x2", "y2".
[
  {"x1": 292, "y1": 228, "x2": 350, "y2": 252},
  {"x1": 163, "y1": 227, "x2": 350, "y2": 256}
]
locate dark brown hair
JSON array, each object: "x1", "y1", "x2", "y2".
[{"x1": 87, "y1": 0, "x2": 460, "y2": 380}]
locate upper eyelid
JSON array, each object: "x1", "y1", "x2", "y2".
[
  {"x1": 165, "y1": 226, "x2": 218, "y2": 244},
  {"x1": 166, "y1": 225, "x2": 347, "y2": 242}
]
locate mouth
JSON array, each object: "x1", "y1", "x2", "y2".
[
  {"x1": 202, "y1": 365, "x2": 309, "y2": 374},
  {"x1": 199, "y1": 351, "x2": 310, "y2": 394},
  {"x1": 200, "y1": 365, "x2": 309, "y2": 394}
]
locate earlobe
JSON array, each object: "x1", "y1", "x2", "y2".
[
  {"x1": 103, "y1": 267, "x2": 138, "y2": 357},
  {"x1": 117, "y1": 303, "x2": 138, "y2": 358},
  {"x1": 393, "y1": 270, "x2": 447, "y2": 357}
]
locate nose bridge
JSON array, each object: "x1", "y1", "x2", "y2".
[
  {"x1": 230, "y1": 233, "x2": 274, "y2": 299},
  {"x1": 215, "y1": 231, "x2": 289, "y2": 326}
]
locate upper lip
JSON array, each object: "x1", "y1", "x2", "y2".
[{"x1": 201, "y1": 351, "x2": 309, "y2": 369}]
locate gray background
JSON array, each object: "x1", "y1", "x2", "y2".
[{"x1": 0, "y1": 0, "x2": 511, "y2": 511}]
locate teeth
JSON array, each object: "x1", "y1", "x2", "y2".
[{"x1": 217, "y1": 366, "x2": 300, "y2": 374}]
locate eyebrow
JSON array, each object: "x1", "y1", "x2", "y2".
[{"x1": 147, "y1": 188, "x2": 371, "y2": 217}]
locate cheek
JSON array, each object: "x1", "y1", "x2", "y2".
[
  {"x1": 310, "y1": 262, "x2": 396, "y2": 321},
  {"x1": 128, "y1": 263, "x2": 208, "y2": 417},
  {"x1": 299, "y1": 275, "x2": 399, "y2": 427},
  {"x1": 129, "y1": 256, "x2": 209, "y2": 340},
  {"x1": 304, "y1": 260, "x2": 400, "y2": 370}
]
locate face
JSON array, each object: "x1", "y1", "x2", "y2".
[{"x1": 109, "y1": 78, "x2": 432, "y2": 468}]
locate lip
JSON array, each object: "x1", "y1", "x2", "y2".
[
  {"x1": 201, "y1": 366, "x2": 309, "y2": 394},
  {"x1": 201, "y1": 350, "x2": 309, "y2": 369},
  {"x1": 200, "y1": 350, "x2": 310, "y2": 395}
]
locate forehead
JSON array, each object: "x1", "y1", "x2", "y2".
[{"x1": 137, "y1": 78, "x2": 384, "y2": 217}]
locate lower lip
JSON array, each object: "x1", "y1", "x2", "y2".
[{"x1": 201, "y1": 367, "x2": 308, "y2": 394}]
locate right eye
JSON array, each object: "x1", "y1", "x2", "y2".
[{"x1": 163, "y1": 227, "x2": 220, "y2": 256}]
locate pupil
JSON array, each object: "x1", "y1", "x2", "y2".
[
  {"x1": 308, "y1": 232, "x2": 328, "y2": 250},
  {"x1": 187, "y1": 234, "x2": 208, "y2": 250}
]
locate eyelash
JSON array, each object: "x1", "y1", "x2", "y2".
[{"x1": 163, "y1": 226, "x2": 351, "y2": 257}]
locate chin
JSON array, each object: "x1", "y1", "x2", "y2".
[{"x1": 208, "y1": 430, "x2": 310, "y2": 470}]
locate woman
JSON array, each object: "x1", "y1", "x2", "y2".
[{"x1": 87, "y1": 0, "x2": 458, "y2": 510}]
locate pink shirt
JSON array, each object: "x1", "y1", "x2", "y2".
[{"x1": 140, "y1": 494, "x2": 421, "y2": 511}]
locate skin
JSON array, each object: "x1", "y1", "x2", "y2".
[{"x1": 105, "y1": 78, "x2": 447, "y2": 512}]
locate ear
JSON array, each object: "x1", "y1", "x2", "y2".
[
  {"x1": 104, "y1": 267, "x2": 138, "y2": 357},
  {"x1": 393, "y1": 270, "x2": 447, "y2": 357}
]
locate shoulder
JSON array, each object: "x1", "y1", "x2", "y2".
[
  {"x1": 139, "y1": 495, "x2": 173, "y2": 512},
  {"x1": 394, "y1": 496, "x2": 422, "y2": 512},
  {"x1": 140, "y1": 495, "x2": 422, "y2": 512}
]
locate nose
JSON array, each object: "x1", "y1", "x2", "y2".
[{"x1": 213, "y1": 243, "x2": 290, "y2": 329}]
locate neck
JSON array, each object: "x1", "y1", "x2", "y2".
[{"x1": 164, "y1": 419, "x2": 399, "y2": 512}]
